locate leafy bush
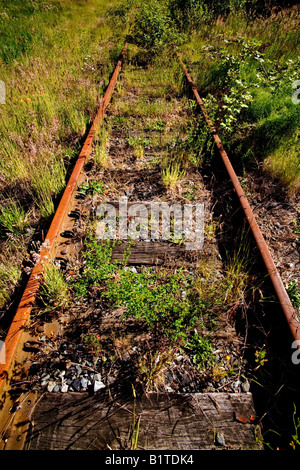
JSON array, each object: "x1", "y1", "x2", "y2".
[{"x1": 128, "y1": 1, "x2": 175, "y2": 57}]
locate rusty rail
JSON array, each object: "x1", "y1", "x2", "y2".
[
  {"x1": 0, "y1": 36, "x2": 130, "y2": 394},
  {"x1": 175, "y1": 48, "x2": 300, "y2": 346}
]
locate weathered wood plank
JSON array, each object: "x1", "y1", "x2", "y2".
[
  {"x1": 110, "y1": 241, "x2": 204, "y2": 266},
  {"x1": 26, "y1": 392, "x2": 262, "y2": 450}
]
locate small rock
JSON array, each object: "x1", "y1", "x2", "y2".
[
  {"x1": 47, "y1": 381, "x2": 56, "y2": 392},
  {"x1": 72, "y1": 378, "x2": 81, "y2": 392},
  {"x1": 232, "y1": 380, "x2": 240, "y2": 391},
  {"x1": 122, "y1": 352, "x2": 130, "y2": 361},
  {"x1": 94, "y1": 380, "x2": 105, "y2": 392},
  {"x1": 166, "y1": 371, "x2": 173, "y2": 383},
  {"x1": 81, "y1": 377, "x2": 88, "y2": 389},
  {"x1": 41, "y1": 373, "x2": 50, "y2": 381},
  {"x1": 94, "y1": 373, "x2": 102, "y2": 382},
  {"x1": 215, "y1": 432, "x2": 226, "y2": 447},
  {"x1": 53, "y1": 385, "x2": 60, "y2": 392},
  {"x1": 61, "y1": 383, "x2": 68, "y2": 393},
  {"x1": 181, "y1": 373, "x2": 191, "y2": 386},
  {"x1": 242, "y1": 380, "x2": 250, "y2": 392}
]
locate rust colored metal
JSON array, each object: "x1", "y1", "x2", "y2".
[
  {"x1": 175, "y1": 48, "x2": 300, "y2": 345},
  {"x1": 0, "y1": 37, "x2": 130, "y2": 394}
]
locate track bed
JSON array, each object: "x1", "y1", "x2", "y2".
[{"x1": 1, "y1": 44, "x2": 297, "y2": 452}]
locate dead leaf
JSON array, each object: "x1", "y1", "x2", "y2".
[{"x1": 234, "y1": 411, "x2": 249, "y2": 423}]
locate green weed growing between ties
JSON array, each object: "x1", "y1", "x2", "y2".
[{"x1": 72, "y1": 231, "x2": 252, "y2": 371}]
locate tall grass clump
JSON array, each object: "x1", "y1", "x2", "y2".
[
  {"x1": 38, "y1": 261, "x2": 70, "y2": 311},
  {"x1": 0, "y1": 199, "x2": 29, "y2": 235}
]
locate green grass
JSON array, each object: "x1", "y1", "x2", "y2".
[
  {"x1": 161, "y1": 163, "x2": 186, "y2": 191},
  {"x1": 0, "y1": 199, "x2": 29, "y2": 235},
  {"x1": 0, "y1": 0, "x2": 126, "y2": 200},
  {"x1": 37, "y1": 261, "x2": 70, "y2": 311},
  {"x1": 0, "y1": 0, "x2": 129, "y2": 311}
]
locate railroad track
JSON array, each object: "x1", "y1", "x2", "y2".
[{"x1": 0, "y1": 33, "x2": 299, "y2": 451}]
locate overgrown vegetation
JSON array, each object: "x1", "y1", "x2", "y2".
[
  {"x1": 0, "y1": 0, "x2": 297, "y2": 450},
  {"x1": 123, "y1": 0, "x2": 300, "y2": 191},
  {"x1": 71, "y1": 231, "x2": 251, "y2": 374},
  {"x1": 0, "y1": 0, "x2": 126, "y2": 312}
]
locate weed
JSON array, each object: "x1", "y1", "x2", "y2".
[
  {"x1": 290, "y1": 404, "x2": 300, "y2": 450},
  {"x1": 78, "y1": 180, "x2": 105, "y2": 197},
  {"x1": 263, "y1": 137, "x2": 300, "y2": 193},
  {"x1": 73, "y1": 230, "x2": 250, "y2": 377},
  {"x1": 114, "y1": 334, "x2": 133, "y2": 358},
  {"x1": 128, "y1": 1, "x2": 174, "y2": 58},
  {"x1": 161, "y1": 163, "x2": 185, "y2": 190},
  {"x1": 0, "y1": 200, "x2": 29, "y2": 235},
  {"x1": 185, "y1": 329, "x2": 215, "y2": 370},
  {"x1": 204, "y1": 214, "x2": 219, "y2": 242},
  {"x1": 138, "y1": 348, "x2": 173, "y2": 391},
  {"x1": 286, "y1": 280, "x2": 300, "y2": 311},
  {"x1": 72, "y1": 233, "x2": 116, "y2": 298},
  {"x1": 254, "y1": 345, "x2": 268, "y2": 369},
  {"x1": 94, "y1": 127, "x2": 110, "y2": 168},
  {"x1": 105, "y1": 266, "x2": 195, "y2": 341},
  {"x1": 127, "y1": 136, "x2": 151, "y2": 148},
  {"x1": 83, "y1": 333, "x2": 102, "y2": 356},
  {"x1": 149, "y1": 119, "x2": 166, "y2": 132},
  {"x1": 0, "y1": 0, "x2": 128, "y2": 311},
  {"x1": 29, "y1": 156, "x2": 66, "y2": 218},
  {"x1": 183, "y1": 181, "x2": 197, "y2": 201},
  {"x1": 38, "y1": 261, "x2": 69, "y2": 310}
]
